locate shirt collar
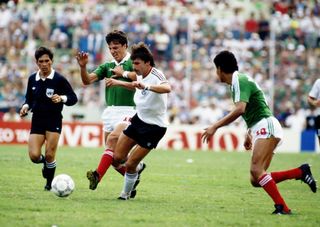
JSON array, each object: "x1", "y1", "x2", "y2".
[
  {"x1": 230, "y1": 71, "x2": 239, "y2": 91},
  {"x1": 112, "y1": 52, "x2": 131, "y2": 66},
  {"x1": 36, "y1": 69, "x2": 55, "y2": 81}
]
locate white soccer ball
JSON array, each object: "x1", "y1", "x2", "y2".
[{"x1": 51, "y1": 174, "x2": 75, "y2": 197}]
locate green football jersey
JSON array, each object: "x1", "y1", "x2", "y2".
[
  {"x1": 94, "y1": 55, "x2": 135, "y2": 106},
  {"x1": 231, "y1": 72, "x2": 272, "y2": 128}
]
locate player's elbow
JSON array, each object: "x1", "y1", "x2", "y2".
[
  {"x1": 163, "y1": 84, "x2": 171, "y2": 93},
  {"x1": 236, "y1": 107, "x2": 245, "y2": 116},
  {"x1": 307, "y1": 96, "x2": 315, "y2": 107}
]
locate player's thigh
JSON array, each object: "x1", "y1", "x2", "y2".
[
  {"x1": 106, "y1": 122, "x2": 128, "y2": 148},
  {"x1": 104, "y1": 131, "x2": 111, "y2": 146},
  {"x1": 28, "y1": 134, "x2": 46, "y2": 156},
  {"x1": 126, "y1": 146, "x2": 150, "y2": 173},
  {"x1": 251, "y1": 137, "x2": 279, "y2": 172}
]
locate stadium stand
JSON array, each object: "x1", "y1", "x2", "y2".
[{"x1": 0, "y1": 0, "x2": 319, "y2": 130}]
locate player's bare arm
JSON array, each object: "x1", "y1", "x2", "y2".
[
  {"x1": 307, "y1": 96, "x2": 320, "y2": 108},
  {"x1": 105, "y1": 78, "x2": 135, "y2": 90},
  {"x1": 111, "y1": 65, "x2": 125, "y2": 78},
  {"x1": 133, "y1": 81, "x2": 171, "y2": 93},
  {"x1": 111, "y1": 66, "x2": 137, "y2": 81},
  {"x1": 202, "y1": 102, "x2": 246, "y2": 143},
  {"x1": 76, "y1": 51, "x2": 98, "y2": 85}
]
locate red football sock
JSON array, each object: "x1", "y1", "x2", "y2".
[
  {"x1": 259, "y1": 174, "x2": 290, "y2": 212},
  {"x1": 96, "y1": 149, "x2": 113, "y2": 181},
  {"x1": 271, "y1": 167, "x2": 302, "y2": 183},
  {"x1": 114, "y1": 164, "x2": 126, "y2": 176}
]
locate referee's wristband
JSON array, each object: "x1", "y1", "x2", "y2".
[{"x1": 122, "y1": 71, "x2": 129, "y2": 78}]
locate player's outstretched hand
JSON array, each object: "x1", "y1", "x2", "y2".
[
  {"x1": 201, "y1": 125, "x2": 217, "y2": 144},
  {"x1": 76, "y1": 51, "x2": 89, "y2": 67}
]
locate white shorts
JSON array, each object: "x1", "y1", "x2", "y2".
[
  {"x1": 250, "y1": 116, "x2": 283, "y2": 145},
  {"x1": 101, "y1": 106, "x2": 136, "y2": 132}
]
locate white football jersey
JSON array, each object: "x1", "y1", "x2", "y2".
[
  {"x1": 309, "y1": 79, "x2": 320, "y2": 100},
  {"x1": 309, "y1": 79, "x2": 320, "y2": 115},
  {"x1": 134, "y1": 67, "x2": 169, "y2": 127}
]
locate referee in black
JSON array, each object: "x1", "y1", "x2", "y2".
[{"x1": 20, "y1": 46, "x2": 78, "y2": 190}]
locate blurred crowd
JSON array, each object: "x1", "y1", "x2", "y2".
[{"x1": 0, "y1": 0, "x2": 320, "y2": 131}]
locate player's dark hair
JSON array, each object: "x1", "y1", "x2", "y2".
[
  {"x1": 35, "y1": 46, "x2": 54, "y2": 61},
  {"x1": 213, "y1": 50, "x2": 238, "y2": 74},
  {"x1": 130, "y1": 42, "x2": 155, "y2": 67},
  {"x1": 105, "y1": 30, "x2": 128, "y2": 46}
]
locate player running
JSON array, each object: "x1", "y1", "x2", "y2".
[{"x1": 202, "y1": 50, "x2": 317, "y2": 214}]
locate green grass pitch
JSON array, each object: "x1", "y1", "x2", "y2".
[{"x1": 0, "y1": 145, "x2": 319, "y2": 227}]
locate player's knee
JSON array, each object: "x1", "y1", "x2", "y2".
[
  {"x1": 250, "y1": 168, "x2": 261, "y2": 187},
  {"x1": 106, "y1": 133, "x2": 119, "y2": 148},
  {"x1": 29, "y1": 154, "x2": 40, "y2": 163},
  {"x1": 250, "y1": 177, "x2": 261, "y2": 187}
]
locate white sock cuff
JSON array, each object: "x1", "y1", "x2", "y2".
[
  {"x1": 259, "y1": 174, "x2": 272, "y2": 187},
  {"x1": 46, "y1": 160, "x2": 56, "y2": 169},
  {"x1": 125, "y1": 172, "x2": 138, "y2": 180}
]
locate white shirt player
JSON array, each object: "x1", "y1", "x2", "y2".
[
  {"x1": 309, "y1": 79, "x2": 320, "y2": 115},
  {"x1": 134, "y1": 67, "x2": 169, "y2": 128}
]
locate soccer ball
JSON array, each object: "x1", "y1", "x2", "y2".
[{"x1": 51, "y1": 174, "x2": 75, "y2": 197}]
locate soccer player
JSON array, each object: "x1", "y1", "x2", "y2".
[
  {"x1": 105, "y1": 42, "x2": 171, "y2": 200},
  {"x1": 20, "y1": 46, "x2": 78, "y2": 190},
  {"x1": 307, "y1": 78, "x2": 320, "y2": 145},
  {"x1": 202, "y1": 50, "x2": 317, "y2": 214},
  {"x1": 76, "y1": 30, "x2": 145, "y2": 196}
]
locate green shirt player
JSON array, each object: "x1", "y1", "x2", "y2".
[
  {"x1": 202, "y1": 50, "x2": 317, "y2": 215},
  {"x1": 76, "y1": 30, "x2": 145, "y2": 197}
]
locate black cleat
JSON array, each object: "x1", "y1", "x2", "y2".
[
  {"x1": 44, "y1": 184, "x2": 51, "y2": 191},
  {"x1": 87, "y1": 170, "x2": 99, "y2": 190},
  {"x1": 130, "y1": 190, "x2": 137, "y2": 199},
  {"x1": 272, "y1": 204, "x2": 292, "y2": 215},
  {"x1": 299, "y1": 163, "x2": 317, "y2": 193},
  {"x1": 130, "y1": 162, "x2": 146, "y2": 198}
]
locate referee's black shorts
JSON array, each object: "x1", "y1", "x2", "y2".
[
  {"x1": 30, "y1": 113, "x2": 62, "y2": 134},
  {"x1": 316, "y1": 115, "x2": 320, "y2": 136},
  {"x1": 123, "y1": 114, "x2": 167, "y2": 149}
]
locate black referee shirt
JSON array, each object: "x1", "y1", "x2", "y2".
[{"x1": 24, "y1": 70, "x2": 78, "y2": 118}]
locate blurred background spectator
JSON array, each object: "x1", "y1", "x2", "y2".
[
  {"x1": 2, "y1": 106, "x2": 21, "y2": 122},
  {"x1": 0, "y1": 0, "x2": 319, "y2": 132}
]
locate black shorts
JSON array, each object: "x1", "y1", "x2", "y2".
[
  {"x1": 30, "y1": 114, "x2": 62, "y2": 135},
  {"x1": 123, "y1": 114, "x2": 167, "y2": 149},
  {"x1": 316, "y1": 116, "x2": 320, "y2": 129}
]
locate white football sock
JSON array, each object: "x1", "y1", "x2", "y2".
[{"x1": 122, "y1": 172, "x2": 138, "y2": 196}]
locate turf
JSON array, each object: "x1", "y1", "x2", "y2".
[{"x1": 0, "y1": 145, "x2": 319, "y2": 227}]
